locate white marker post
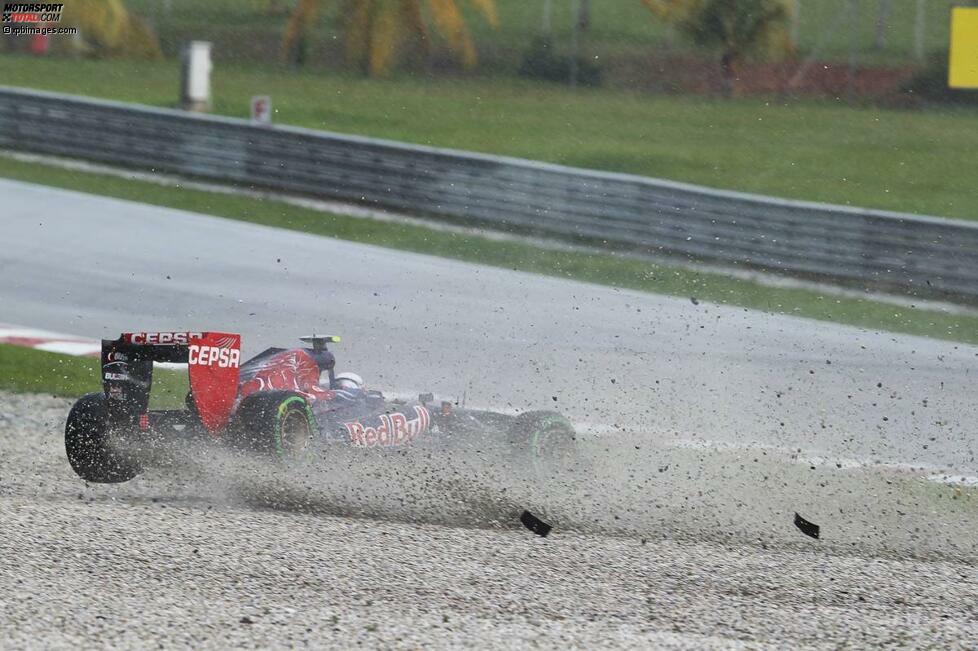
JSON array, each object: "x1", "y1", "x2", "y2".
[
  {"x1": 181, "y1": 41, "x2": 212, "y2": 112},
  {"x1": 250, "y1": 96, "x2": 272, "y2": 125}
]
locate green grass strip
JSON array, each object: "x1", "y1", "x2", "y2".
[{"x1": 0, "y1": 343, "x2": 187, "y2": 406}]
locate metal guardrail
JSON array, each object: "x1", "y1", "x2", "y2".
[{"x1": 2, "y1": 86, "x2": 977, "y2": 303}]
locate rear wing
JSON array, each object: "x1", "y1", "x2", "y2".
[{"x1": 101, "y1": 332, "x2": 241, "y2": 433}]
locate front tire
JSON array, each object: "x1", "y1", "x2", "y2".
[
  {"x1": 65, "y1": 393, "x2": 142, "y2": 484},
  {"x1": 232, "y1": 391, "x2": 315, "y2": 461},
  {"x1": 508, "y1": 410, "x2": 581, "y2": 474}
]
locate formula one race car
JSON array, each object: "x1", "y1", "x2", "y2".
[{"x1": 65, "y1": 332, "x2": 580, "y2": 484}]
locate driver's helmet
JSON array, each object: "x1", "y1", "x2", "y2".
[{"x1": 333, "y1": 371, "x2": 364, "y2": 391}]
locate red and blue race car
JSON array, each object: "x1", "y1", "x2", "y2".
[{"x1": 65, "y1": 331, "x2": 580, "y2": 483}]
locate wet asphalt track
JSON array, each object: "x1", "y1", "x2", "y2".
[{"x1": 1, "y1": 178, "x2": 978, "y2": 647}]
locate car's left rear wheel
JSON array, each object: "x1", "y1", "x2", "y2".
[{"x1": 65, "y1": 393, "x2": 142, "y2": 483}]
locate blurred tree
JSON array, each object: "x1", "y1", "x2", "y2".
[
  {"x1": 59, "y1": 0, "x2": 162, "y2": 59},
  {"x1": 283, "y1": 0, "x2": 498, "y2": 75},
  {"x1": 642, "y1": 0, "x2": 795, "y2": 96}
]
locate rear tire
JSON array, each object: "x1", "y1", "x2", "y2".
[
  {"x1": 508, "y1": 410, "x2": 581, "y2": 474},
  {"x1": 65, "y1": 393, "x2": 142, "y2": 484},
  {"x1": 232, "y1": 391, "x2": 315, "y2": 461}
]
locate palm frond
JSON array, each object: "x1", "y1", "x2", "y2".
[
  {"x1": 400, "y1": 0, "x2": 430, "y2": 57},
  {"x1": 342, "y1": 0, "x2": 374, "y2": 70},
  {"x1": 283, "y1": 0, "x2": 495, "y2": 74},
  {"x1": 60, "y1": 0, "x2": 160, "y2": 58},
  {"x1": 467, "y1": 0, "x2": 499, "y2": 28},
  {"x1": 369, "y1": 0, "x2": 401, "y2": 75},
  {"x1": 283, "y1": 0, "x2": 324, "y2": 60},
  {"x1": 428, "y1": 0, "x2": 477, "y2": 68}
]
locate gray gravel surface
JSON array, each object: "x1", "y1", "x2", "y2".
[{"x1": 2, "y1": 392, "x2": 978, "y2": 649}]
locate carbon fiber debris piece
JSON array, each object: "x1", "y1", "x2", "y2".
[
  {"x1": 520, "y1": 510, "x2": 552, "y2": 537},
  {"x1": 794, "y1": 513, "x2": 820, "y2": 539}
]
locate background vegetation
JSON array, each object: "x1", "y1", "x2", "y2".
[
  {"x1": 2, "y1": 53, "x2": 975, "y2": 222},
  {"x1": 119, "y1": 0, "x2": 959, "y2": 70}
]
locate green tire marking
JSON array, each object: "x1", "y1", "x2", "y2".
[{"x1": 274, "y1": 396, "x2": 315, "y2": 460}]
